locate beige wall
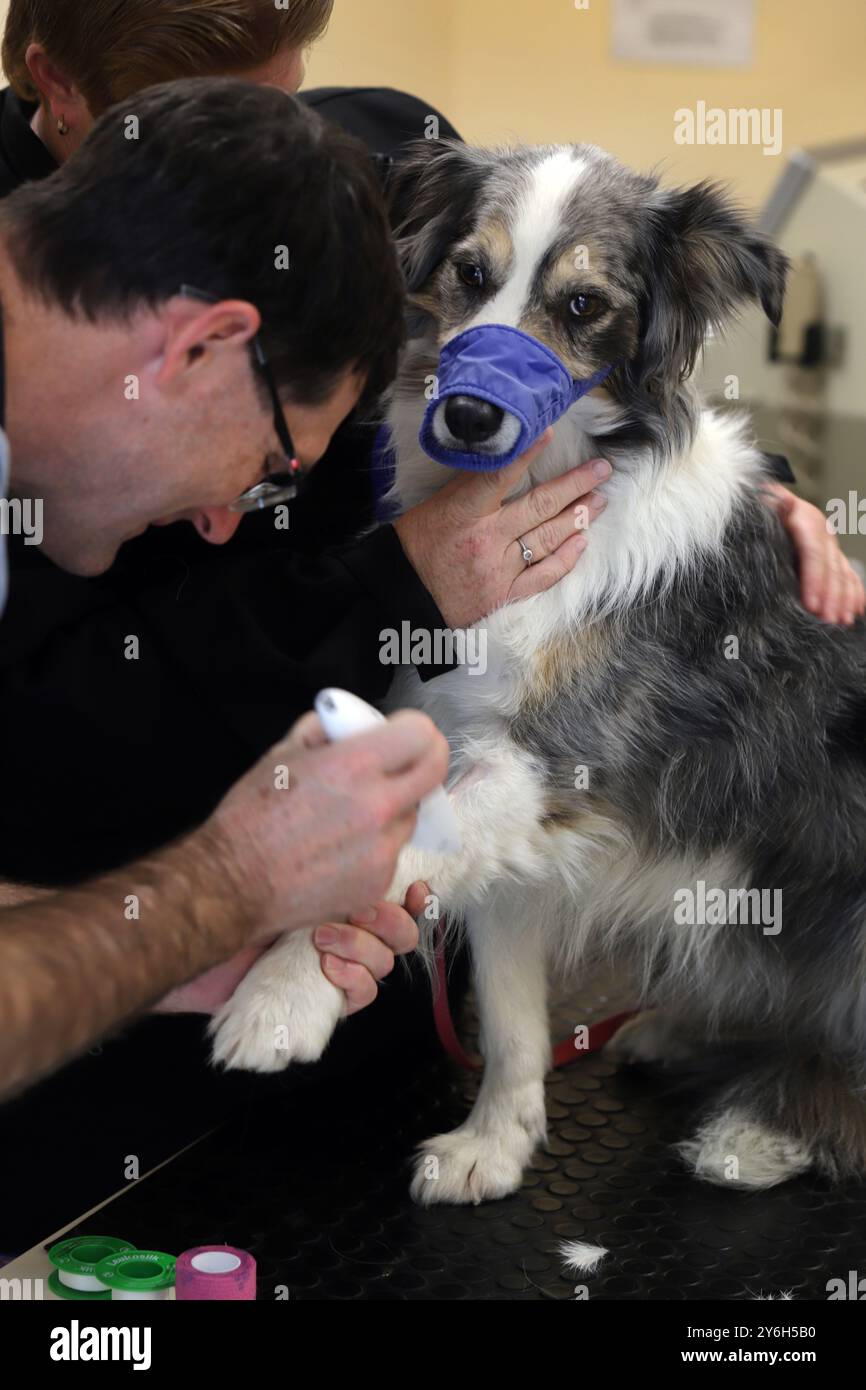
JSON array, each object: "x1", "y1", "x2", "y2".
[
  {"x1": 306, "y1": 0, "x2": 458, "y2": 124},
  {"x1": 308, "y1": 0, "x2": 866, "y2": 210}
]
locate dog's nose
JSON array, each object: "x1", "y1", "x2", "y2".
[{"x1": 444, "y1": 395, "x2": 504, "y2": 445}]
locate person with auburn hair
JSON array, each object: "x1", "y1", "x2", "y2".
[{"x1": 1, "y1": 0, "x2": 332, "y2": 167}]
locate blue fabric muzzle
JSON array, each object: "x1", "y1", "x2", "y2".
[{"x1": 419, "y1": 323, "x2": 616, "y2": 471}]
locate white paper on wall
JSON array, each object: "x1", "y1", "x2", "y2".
[{"x1": 612, "y1": 0, "x2": 755, "y2": 68}]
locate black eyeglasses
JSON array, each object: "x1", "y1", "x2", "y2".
[{"x1": 179, "y1": 284, "x2": 301, "y2": 512}]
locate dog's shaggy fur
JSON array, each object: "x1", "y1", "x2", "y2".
[{"x1": 212, "y1": 142, "x2": 866, "y2": 1206}]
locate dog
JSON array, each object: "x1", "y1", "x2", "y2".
[{"x1": 211, "y1": 140, "x2": 866, "y2": 1207}]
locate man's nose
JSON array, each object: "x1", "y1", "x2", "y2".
[
  {"x1": 444, "y1": 395, "x2": 504, "y2": 445},
  {"x1": 192, "y1": 509, "x2": 244, "y2": 545}
]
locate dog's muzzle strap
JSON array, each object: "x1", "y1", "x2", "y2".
[{"x1": 419, "y1": 323, "x2": 616, "y2": 471}]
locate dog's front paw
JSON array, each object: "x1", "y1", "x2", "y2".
[
  {"x1": 411, "y1": 1087, "x2": 546, "y2": 1206},
  {"x1": 410, "y1": 1126, "x2": 531, "y2": 1205},
  {"x1": 209, "y1": 983, "x2": 342, "y2": 1072},
  {"x1": 209, "y1": 935, "x2": 344, "y2": 1073}
]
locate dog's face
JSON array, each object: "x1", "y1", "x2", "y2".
[{"x1": 389, "y1": 142, "x2": 787, "y2": 458}]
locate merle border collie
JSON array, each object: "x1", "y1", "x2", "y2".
[{"x1": 212, "y1": 141, "x2": 866, "y2": 1205}]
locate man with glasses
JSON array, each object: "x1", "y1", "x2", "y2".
[{"x1": 0, "y1": 78, "x2": 453, "y2": 1099}]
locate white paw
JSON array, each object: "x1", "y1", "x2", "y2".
[
  {"x1": 678, "y1": 1107, "x2": 813, "y2": 1189},
  {"x1": 209, "y1": 933, "x2": 343, "y2": 1073},
  {"x1": 410, "y1": 1096, "x2": 546, "y2": 1206},
  {"x1": 605, "y1": 1009, "x2": 700, "y2": 1066}
]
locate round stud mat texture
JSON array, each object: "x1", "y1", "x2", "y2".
[{"x1": 58, "y1": 975, "x2": 866, "y2": 1300}]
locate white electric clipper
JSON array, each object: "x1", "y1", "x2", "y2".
[{"x1": 314, "y1": 688, "x2": 461, "y2": 855}]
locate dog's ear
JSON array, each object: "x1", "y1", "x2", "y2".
[
  {"x1": 387, "y1": 139, "x2": 492, "y2": 294},
  {"x1": 634, "y1": 181, "x2": 789, "y2": 391}
]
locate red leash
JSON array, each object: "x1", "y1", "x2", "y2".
[{"x1": 433, "y1": 921, "x2": 635, "y2": 1071}]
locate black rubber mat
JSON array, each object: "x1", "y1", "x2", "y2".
[{"x1": 55, "y1": 977, "x2": 866, "y2": 1301}]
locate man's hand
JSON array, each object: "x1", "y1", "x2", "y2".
[
  {"x1": 394, "y1": 430, "x2": 611, "y2": 628},
  {"x1": 155, "y1": 717, "x2": 444, "y2": 1018},
  {"x1": 209, "y1": 708, "x2": 449, "y2": 943},
  {"x1": 768, "y1": 484, "x2": 866, "y2": 625}
]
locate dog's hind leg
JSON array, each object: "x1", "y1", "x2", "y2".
[
  {"x1": 604, "y1": 1007, "x2": 706, "y2": 1067},
  {"x1": 411, "y1": 884, "x2": 552, "y2": 1206},
  {"x1": 678, "y1": 1051, "x2": 866, "y2": 1189}
]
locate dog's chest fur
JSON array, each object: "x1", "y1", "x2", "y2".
[{"x1": 388, "y1": 397, "x2": 768, "y2": 785}]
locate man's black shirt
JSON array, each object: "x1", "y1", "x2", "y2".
[{"x1": 0, "y1": 86, "x2": 460, "y2": 885}]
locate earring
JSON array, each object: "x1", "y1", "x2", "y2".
[{"x1": 57, "y1": 115, "x2": 70, "y2": 136}]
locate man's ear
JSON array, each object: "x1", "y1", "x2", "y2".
[
  {"x1": 155, "y1": 298, "x2": 260, "y2": 390},
  {"x1": 387, "y1": 139, "x2": 492, "y2": 295},
  {"x1": 634, "y1": 181, "x2": 789, "y2": 391}
]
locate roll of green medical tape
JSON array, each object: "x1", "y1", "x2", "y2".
[
  {"x1": 48, "y1": 1235, "x2": 135, "y2": 1300},
  {"x1": 94, "y1": 1249, "x2": 176, "y2": 1300}
]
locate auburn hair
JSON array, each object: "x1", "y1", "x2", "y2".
[{"x1": 3, "y1": 0, "x2": 333, "y2": 114}]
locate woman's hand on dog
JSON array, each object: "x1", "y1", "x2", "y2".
[
  {"x1": 767, "y1": 483, "x2": 866, "y2": 625},
  {"x1": 393, "y1": 428, "x2": 611, "y2": 628},
  {"x1": 393, "y1": 439, "x2": 863, "y2": 630},
  {"x1": 314, "y1": 882, "x2": 428, "y2": 1016}
]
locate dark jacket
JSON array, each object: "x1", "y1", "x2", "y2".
[{"x1": 0, "y1": 90, "x2": 470, "y2": 1255}]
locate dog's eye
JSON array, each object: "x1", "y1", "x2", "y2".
[
  {"x1": 569, "y1": 293, "x2": 603, "y2": 320},
  {"x1": 456, "y1": 262, "x2": 485, "y2": 289}
]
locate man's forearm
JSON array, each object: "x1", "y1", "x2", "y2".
[
  {"x1": 0, "y1": 826, "x2": 257, "y2": 1102},
  {"x1": 0, "y1": 881, "x2": 53, "y2": 908}
]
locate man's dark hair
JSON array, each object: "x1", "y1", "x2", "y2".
[{"x1": 0, "y1": 77, "x2": 405, "y2": 405}]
